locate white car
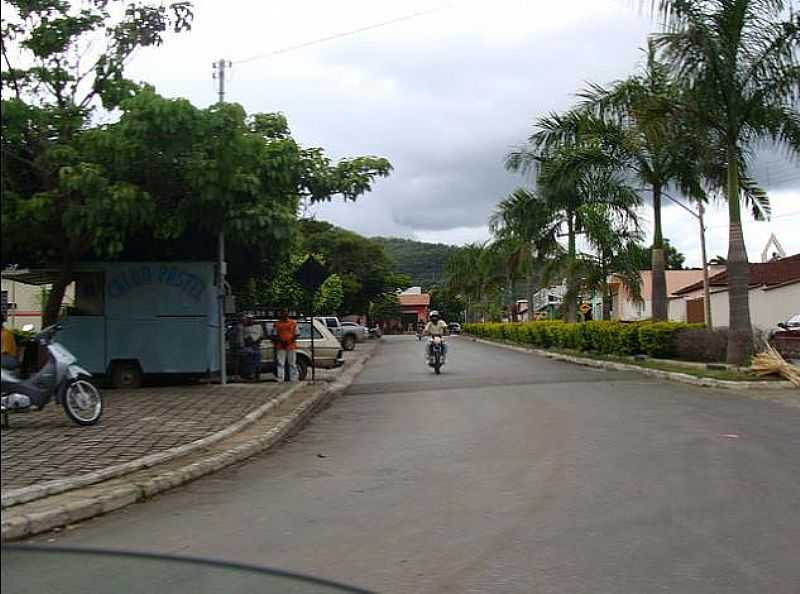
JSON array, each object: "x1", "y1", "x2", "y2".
[
  {"x1": 340, "y1": 321, "x2": 369, "y2": 341},
  {"x1": 771, "y1": 313, "x2": 800, "y2": 337}
]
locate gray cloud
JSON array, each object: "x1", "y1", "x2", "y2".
[{"x1": 126, "y1": 1, "x2": 799, "y2": 256}]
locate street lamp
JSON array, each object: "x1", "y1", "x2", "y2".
[{"x1": 662, "y1": 192, "x2": 713, "y2": 328}]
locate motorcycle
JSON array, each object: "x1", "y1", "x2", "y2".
[
  {"x1": 427, "y1": 335, "x2": 446, "y2": 374},
  {"x1": 1, "y1": 324, "x2": 103, "y2": 428}
]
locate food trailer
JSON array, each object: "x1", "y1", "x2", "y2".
[{"x1": 3, "y1": 262, "x2": 222, "y2": 388}]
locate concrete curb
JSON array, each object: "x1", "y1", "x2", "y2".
[
  {"x1": 467, "y1": 336, "x2": 797, "y2": 391},
  {"x1": 1, "y1": 383, "x2": 306, "y2": 509},
  {"x1": 1, "y1": 351, "x2": 373, "y2": 541}
]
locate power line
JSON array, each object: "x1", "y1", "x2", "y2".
[{"x1": 234, "y1": 3, "x2": 451, "y2": 66}]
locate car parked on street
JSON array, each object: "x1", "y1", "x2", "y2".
[
  {"x1": 226, "y1": 317, "x2": 343, "y2": 381},
  {"x1": 448, "y1": 322, "x2": 462, "y2": 335},
  {"x1": 316, "y1": 316, "x2": 362, "y2": 351},
  {"x1": 341, "y1": 321, "x2": 369, "y2": 342}
]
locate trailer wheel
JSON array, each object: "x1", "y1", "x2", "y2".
[{"x1": 110, "y1": 361, "x2": 143, "y2": 389}]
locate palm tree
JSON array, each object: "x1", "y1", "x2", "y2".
[
  {"x1": 579, "y1": 204, "x2": 644, "y2": 320},
  {"x1": 445, "y1": 242, "x2": 504, "y2": 322},
  {"x1": 507, "y1": 127, "x2": 642, "y2": 321},
  {"x1": 489, "y1": 188, "x2": 563, "y2": 320},
  {"x1": 651, "y1": 0, "x2": 800, "y2": 363},
  {"x1": 577, "y1": 41, "x2": 707, "y2": 321}
]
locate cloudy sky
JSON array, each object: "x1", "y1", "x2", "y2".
[{"x1": 126, "y1": 0, "x2": 799, "y2": 267}]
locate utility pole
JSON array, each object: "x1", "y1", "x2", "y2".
[
  {"x1": 698, "y1": 203, "x2": 712, "y2": 328},
  {"x1": 663, "y1": 192, "x2": 713, "y2": 328},
  {"x1": 213, "y1": 58, "x2": 231, "y2": 384}
]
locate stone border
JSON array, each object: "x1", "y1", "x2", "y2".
[
  {"x1": 467, "y1": 336, "x2": 797, "y2": 391},
  {"x1": 1, "y1": 350, "x2": 373, "y2": 541}
]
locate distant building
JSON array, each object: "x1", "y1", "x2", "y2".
[{"x1": 398, "y1": 288, "x2": 431, "y2": 331}]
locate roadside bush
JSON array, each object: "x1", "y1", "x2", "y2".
[
  {"x1": 674, "y1": 327, "x2": 728, "y2": 362},
  {"x1": 464, "y1": 319, "x2": 699, "y2": 360},
  {"x1": 638, "y1": 322, "x2": 700, "y2": 358}
]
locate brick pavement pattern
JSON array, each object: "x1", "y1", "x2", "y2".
[{"x1": 1, "y1": 382, "x2": 287, "y2": 491}]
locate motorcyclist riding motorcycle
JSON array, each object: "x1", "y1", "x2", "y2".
[{"x1": 424, "y1": 310, "x2": 448, "y2": 359}]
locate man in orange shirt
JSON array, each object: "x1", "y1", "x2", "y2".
[
  {"x1": 1, "y1": 312, "x2": 18, "y2": 368},
  {"x1": 273, "y1": 309, "x2": 299, "y2": 382}
]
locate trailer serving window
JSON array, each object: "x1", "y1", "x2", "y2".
[{"x1": 71, "y1": 272, "x2": 105, "y2": 316}]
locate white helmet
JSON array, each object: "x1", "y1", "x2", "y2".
[{"x1": 430, "y1": 310, "x2": 440, "y2": 318}]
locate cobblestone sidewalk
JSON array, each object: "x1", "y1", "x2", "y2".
[
  {"x1": 1, "y1": 381, "x2": 289, "y2": 492},
  {"x1": 1, "y1": 343, "x2": 374, "y2": 494}
]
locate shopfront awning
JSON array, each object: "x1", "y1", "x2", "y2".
[{"x1": 1, "y1": 269, "x2": 61, "y2": 286}]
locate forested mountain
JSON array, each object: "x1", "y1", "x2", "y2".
[{"x1": 371, "y1": 237, "x2": 458, "y2": 288}]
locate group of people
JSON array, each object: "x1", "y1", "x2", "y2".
[{"x1": 230, "y1": 309, "x2": 299, "y2": 382}]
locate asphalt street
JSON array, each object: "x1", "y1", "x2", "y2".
[{"x1": 34, "y1": 336, "x2": 800, "y2": 593}]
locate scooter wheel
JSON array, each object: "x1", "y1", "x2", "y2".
[{"x1": 63, "y1": 379, "x2": 104, "y2": 426}]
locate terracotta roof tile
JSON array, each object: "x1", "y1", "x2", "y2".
[
  {"x1": 674, "y1": 254, "x2": 800, "y2": 295},
  {"x1": 399, "y1": 293, "x2": 431, "y2": 306}
]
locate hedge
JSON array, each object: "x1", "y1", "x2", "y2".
[{"x1": 463, "y1": 320, "x2": 702, "y2": 359}]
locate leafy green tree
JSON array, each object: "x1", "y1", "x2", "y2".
[
  {"x1": 298, "y1": 220, "x2": 400, "y2": 315},
  {"x1": 313, "y1": 274, "x2": 344, "y2": 314},
  {"x1": 2, "y1": 3, "x2": 391, "y2": 325},
  {"x1": 629, "y1": 239, "x2": 686, "y2": 270},
  {"x1": 369, "y1": 292, "x2": 402, "y2": 324},
  {"x1": 2, "y1": 0, "x2": 194, "y2": 323},
  {"x1": 428, "y1": 285, "x2": 465, "y2": 324},
  {"x1": 652, "y1": 0, "x2": 800, "y2": 363}
]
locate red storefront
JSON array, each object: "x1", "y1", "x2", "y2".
[{"x1": 398, "y1": 293, "x2": 430, "y2": 331}]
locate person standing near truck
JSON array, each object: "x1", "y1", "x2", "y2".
[
  {"x1": 237, "y1": 314, "x2": 263, "y2": 381},
  {"x1": 274, "y1": 309, "x2": 299, "y2": 382}
]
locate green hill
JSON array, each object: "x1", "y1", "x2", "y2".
[{"x1": 371, "y1": 237, "x2": 458, "y2": 289}]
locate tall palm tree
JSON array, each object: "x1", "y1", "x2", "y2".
[
  {"x1": 489, "y1": 188, "x2": 563, "y2": 320},
  {"x1": 651, "y1": 0, "x2": 800, "y2": 363},
  {"x1": 507, "y1": 129, "x2": 642, "y2": 321},
  {"x1": 577, "y1": 41, "x2": 707, "y2": 321}
]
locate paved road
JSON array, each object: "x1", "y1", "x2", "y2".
[{"x1": 37, "y1": 336, "x2": 800, "y2": 593}]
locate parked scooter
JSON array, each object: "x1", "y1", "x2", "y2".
[
  {"x1": 1, "y1": 324, "x2": 103, "y2": 428},
  {"x1": 427, "y1": 335, "x2": 446, "y2": 374}
]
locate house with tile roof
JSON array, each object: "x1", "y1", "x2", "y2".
[{"x1": 669, "y1": 254, "x2": 800, "y2": 330}]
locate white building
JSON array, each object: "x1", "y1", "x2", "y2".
[{"x1": 669, "y1": 254, "x2": 800, "y2": 331}]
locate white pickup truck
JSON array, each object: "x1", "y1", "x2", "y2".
[{"x1": 316, "y1": 316, "x2": 367, "y2": 351}]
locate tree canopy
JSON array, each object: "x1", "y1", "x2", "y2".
[{"x1": 1, "y1": 1, "x2": 391, "y2": 323}]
